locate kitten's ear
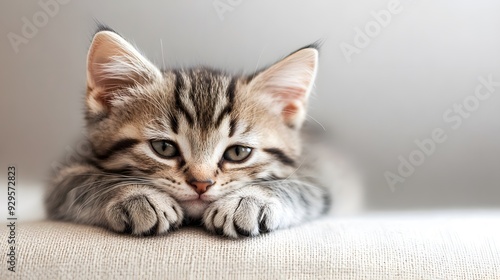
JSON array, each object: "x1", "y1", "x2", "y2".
[
  {"x1": 86, "y1": 30, "x2": 161, "y2": 114},
  {"x1": 249, "y1": 47, "x2": 318, "y2": 128}
]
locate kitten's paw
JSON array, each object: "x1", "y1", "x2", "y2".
[
  {"x1": 105, "y1": 186, "x2": 183, "y2": 236},
  {"x1": 203, "y1": 192, "x2": 285, "y2": 238}
]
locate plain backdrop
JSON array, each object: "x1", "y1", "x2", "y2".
[{"x1": 1, "y1": 0, "x2": 499, "y2": 221}]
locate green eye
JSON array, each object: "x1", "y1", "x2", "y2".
[
  {"x1": 150, "y1": 140, "x2": 179, "y2": 158},
  {"x1": 223, "y1": 145, "x2": 252, "y2": 162}
]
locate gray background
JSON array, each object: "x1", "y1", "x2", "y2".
[{"x1": 1, "y1": 0, "x2": 499, "y2": 221}]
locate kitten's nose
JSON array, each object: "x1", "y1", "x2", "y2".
[{"x1": 189, "y1": 179, "x2": 214, "y2": 194}]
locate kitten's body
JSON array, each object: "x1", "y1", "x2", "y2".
[{"x1": 45, "y1": 29, "x2": 363, "y2": 237}]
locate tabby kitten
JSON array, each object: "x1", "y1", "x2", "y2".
[{"x1": 45, "y1": 28, "x2": 362, "y2": 237}]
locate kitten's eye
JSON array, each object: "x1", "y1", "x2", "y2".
[
  {"x1": 150, "y1": 140, "x2": 179, "y2": 158},
  {"x1": 223, "y1": 145, "x2": 252, "y2": 162}
]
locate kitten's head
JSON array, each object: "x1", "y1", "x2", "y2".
[{"x1": 85, "y1": 30, "x2": 318, "y2": 218}]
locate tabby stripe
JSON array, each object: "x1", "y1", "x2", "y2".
[
  {"x1": 214, "y1": 78, "x2": 236, "y2": 128},
  {"x1": 170, "y1": 115, "x2": 179, "y2": 134},
  {"x1": 94, "y1": 139, "x2": 140, "y2": 160},
  {"x1": 85, "y1": 110, "x2": 108, "y2": 125},
  {"x1": 262, "y1": 185, "x2": 295, "y2": 209},
  {"x1": 192, "y1": 70, "x2": 214, "y2": 123},
  {"x1": 299, "y1": 193, "x2": 311, "y2": 211},
  {"x1": 98, "y1": 164, "x2": 158, "y2": 176},
  {"x1": 189, "y1": 69, "x2": 201, "y2": 121},
  {"x1": 263, "y1": 148, "x2": 296, "y2": 167},
  {"x1": 215, "y1": 105, "x2": 231, "y2": 128},
  {"x1": 321, "y1": 192, "x2": 332, "y2": 214},
  {"x1": 173, "y1": 70, "x2": 194, "y2": 125},
  {"x1": 188, "y1": 69, "x2": 197, "y2": 105},
  {"x1": 228, "y1": 118, "x2": 237, "y2": 137},
  {"x1": 226, "y1": 77, "x2": 236, "y2": 104},
  {"x1": 243, "y1": 125, "x2": 253, "y2": 134},
  {"x1": 87, "y1": 158, "x2": 159, "y2": 176}
]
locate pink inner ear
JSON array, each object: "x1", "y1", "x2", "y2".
[
  {"x1": 268, "y1": 86, "x2": 307, "y2": 123},
  {"x1": 282, "y1": 102, "x2": 300, "y2": 120}
]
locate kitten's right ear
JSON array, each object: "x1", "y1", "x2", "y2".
[
  {"x1": 86, "y1": 30, "x2": 161, "y2": 115},
  {"x1": 247, "y1": 46, "x2": 318, "y2": 129}
]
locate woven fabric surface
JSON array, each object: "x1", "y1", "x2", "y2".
[{"x1": 1, "y1": 211, "x2": 500, "y2": 280}]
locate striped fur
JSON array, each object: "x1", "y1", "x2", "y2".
[{"x1": 45, "y1": 30, "x2": 363, "y2": 237}]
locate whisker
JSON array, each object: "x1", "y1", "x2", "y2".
[
  {"x1": 305, "y1": 114, "x2": 326, "y2": 131},
  {"x1": 253, "y1": 45, "x2": 267, "y2": 75},
  {"x1": 160, "y1": 39, "x2": 166, "y2": 70}
]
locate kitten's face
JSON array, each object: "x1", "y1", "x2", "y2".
[{"x1": 85, "y1": 31, "x2": 317, "y2": 218}]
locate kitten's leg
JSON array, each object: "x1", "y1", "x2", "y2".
[
  {"x1": 46, "y1": 162, "x2": 183, "y2": 236},
  {"x1": 202, "y1": 180, "x2": 330, "y2": 238}
]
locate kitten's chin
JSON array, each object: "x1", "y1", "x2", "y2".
[{"x1": 180, "y1": 200, "x2": 209, "y2": 219}]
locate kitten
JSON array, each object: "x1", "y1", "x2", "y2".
[{"x1": 45, "y1": 27, "x2": 363, "y2": 238}]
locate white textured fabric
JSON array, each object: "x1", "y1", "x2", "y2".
[{"x1": 1, "y1": 211, "x2": 499, "y2": 279}]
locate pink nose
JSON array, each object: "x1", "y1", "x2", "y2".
[{"x1": 189, "y1": 180, "x2": 214, "y2": 194}]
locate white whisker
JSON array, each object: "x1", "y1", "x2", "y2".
[{"x1": 160, "y1": 39, "x2": 166, "y2": 70}]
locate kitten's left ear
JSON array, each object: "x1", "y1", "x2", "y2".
[
  {"x1": 86, "y1": 30, "x2": 162, "y2": 114},
  {"x1": 249, "y1": 46, "x2": 318, "y2": 128}
]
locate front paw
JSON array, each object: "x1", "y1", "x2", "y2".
[
  {"x1": 203, "y1": 190, "x2": 286, "y2": 238},
  {"x1": 105, "y1": 185, "x2": 183, "y2": 236}
]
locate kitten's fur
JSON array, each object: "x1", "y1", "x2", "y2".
[{"x1": 45, "y1": 28, "x2": 363, "y2": 238}]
